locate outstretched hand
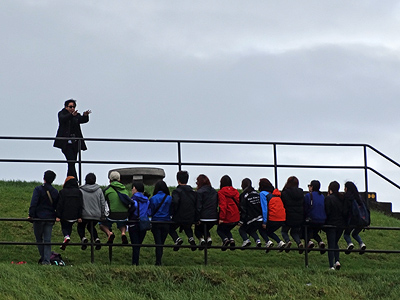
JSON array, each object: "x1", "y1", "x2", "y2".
[{"x1": 83, "y1": 110, "x2": 92, "y2": 116}]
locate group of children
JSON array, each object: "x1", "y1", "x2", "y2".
[{"x1": 29, "y1": 170, "x2": 369, "y2": 269}]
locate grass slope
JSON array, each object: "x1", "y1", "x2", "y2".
[{"x1": 0, "y1": 180, "x2": 399, "y2": 300}]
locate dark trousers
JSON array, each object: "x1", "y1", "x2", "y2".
[
  {"x1": 60, "y1": 220, "x2": 75, "y2": 237},
  {"x1": 281, "y1": 225, "x2": 301, "y2": 245},
  {"x1": 217, "y1": 223, "x2": 236, "y2": 241},
  {"x1": 169, "y1": 223, "x2": 193, "y2": 242},
  {"x1": 307, "y1": 223, "x2": 324, "y2": 244},
  {"x1": 259, "y1": 221, "x2": 284, "y2": 243},
  {"x1": 62, "y1": 143, "x2": 78, "y2": 179},
  {"x1": 326, "y1": 227, "x2": 344, "y2": 268},
  {"x1": 194, "y1": 221, "x2": 216, "y2": 240},
  {"x1": 151, "y1": 223, "x2": 170, "y2": 265},
  {"x1": 128, "y1": 224, "x2": 147, "y2": 266},
  {"x1": 239, "y1": 221, "x2": 261, "y2": 241},
  {"x1": 77, "y1": 220, "x2": 99, "y2": 241}
]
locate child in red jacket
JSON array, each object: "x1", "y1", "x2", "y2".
[{"x1": 217, "y1": 175, "x2": 240, "y2": 251}]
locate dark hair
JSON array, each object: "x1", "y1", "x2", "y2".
[
  {"x1": 64, "y1": 99, "x2": 77, "y2": 108},
  {"x1": 85, "y1": 173, "x2": 96, "y2": 185},
  {"x1": 220, "y1": 175, "x2": 232, "y2": 189},
  {"x1": 177, "y1": 170, "x2": 189, "y2": 184},
  {"x1": 196, "y1": 174, "x2": 211, "y2": 189},
  {"x1": 43, "y1": 170, "x2": 56, "y2": 184},
  {"x1": 328, "y1": 181, "x2": 343, "y2": 200},
  {"x1": 345, "y1": 181, "x2": 361, "y2": 203},
  {"x1": 153, "y1": 180, "x2": 170, "y2": 196},
  {"x1": 283, "y1": 176, "x2": 299, "y2": 190},
  {"x1": 309, "y1": 180, "x2": 321, "y2": 193},
  {"x1": 241, "y1": 178, "x2": 252, "y2": 190},
  {"x1": 258, "y1": 178, "x2": 274, "y2": 193},
  {"x1": 132, "y1": 181, "x2": 145, "y2": 193}
]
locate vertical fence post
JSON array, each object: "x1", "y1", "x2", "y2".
[
  {"x1": 364, "y1": 145, "x2": 369, "y2": 205},
  {"x1": 304, "y1": 224, "x2": 309, "y2": 267},
  {"x1": 273, "y1": 144, "x2": 278, "y2": 189},
  {"x1": 78, "y1": 139, "x2": 82, "y2": 184},
  {"x1": 177, "y1": 142, "x2": 182, "y2": 171},
  {"x1": 203, "y1": 222, "x2": 208, "y2": 266}
]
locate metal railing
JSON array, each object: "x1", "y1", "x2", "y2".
[{"x1": 1, "y1": 136, "x2": 400, "y2": 266}]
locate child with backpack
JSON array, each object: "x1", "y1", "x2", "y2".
[{"x1": 343, "y1": 181, "x2": 369, "y2": 254}]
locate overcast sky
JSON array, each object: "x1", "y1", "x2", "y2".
[{"x1": 2, "y1": 1, "x2": 400, "y2": 210}]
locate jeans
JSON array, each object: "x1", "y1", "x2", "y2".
[
  {"x1": 77, "y1": 220, "x2": 99, "y2": 241},
  {"x1": 326, "y1": 227, "x2": 344, "y2": 268},
  {"x1": 239, "y1": 221, "x2": 261, "y2": 242},
  {"x1": 33, "y1": 221, "x2": 54, "y2": 264},
  {"x1": 343, "y1": 227, "x2": 363, "y2": 245},
  {"x1": 217, "y1": 223, "x2": 236, "y2": 242},
  {"x1": 151, "y1": 223, "x2": 170, "y2": 265},
  {"x1": 128, "y1": 224, "x2": 147, "y2": 265},
  {"x1": 281, "y1": 225, "x2": 301, "y2": 245}
]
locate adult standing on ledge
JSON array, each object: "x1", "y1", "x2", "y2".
[{"x1": 54, "y1": 99, "x2": 91, "y2": 180}]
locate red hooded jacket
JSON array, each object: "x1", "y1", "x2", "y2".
[{"x1": 218, "y1": 186, "x2": 240, "y2": 223}]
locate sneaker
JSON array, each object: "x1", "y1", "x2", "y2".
[
  {"x1": 359, "y1": 243, "x2": 366, "y2": 255},
  {"x1": 330, "y1": 267, "x2": 335, "y2": 270},
  {"x1": 284, "y1": 241, "x2": 292, "y2": 253},
  {"x1": 265, "y1": 241, "x2": 274, "y2": 253},
  {"x1": 121, "y1": 234, "x2": 128, "y2": 245},
  {"x1": 173, "y1": 237, "x2": 183, "y2": 251},
  {"x1": 222, "y1": 238, "x2": 230, "y2": 251},
  {"x1": 60, "y1": 235, "x2": 70, "y2": 250},
  {"x1": 229, "y1": 239, "x2": 236, "y2": 251},
  {"x1": 278, "y1": 240, "x2": 286, "y2": 252},
  {"x1": 198, "y1": 238, "x2": 206, "y2": 250},
  {"x1": 307, "y1": 241, "x2": 314, "y2": 253},
  {"x1": 319, "y1": 241, "x2": 326, "y2": 255},
  {"x1": 298, "y1": 242, "x2": 304, "y2": 254},
  {"x1": 81, "y1": 237, "x2": 88, "y2": 250},
  {"x1": 189, "y1": 237, "x2": 197, "y2": 251},
  {"x1": 95, "y1": 238, "x2": 101, "y2": 250},
  {"x1": 345, "y1": 243, "x2": 354, "y2": 255},
  {"x1": 207, "y1": 237, "x2": 212, "y2": 247},
  {"x1": 334, "y1": 261, "x2": 341, "y2": 270},
  {"x1": 241, "y1": 239, "x2": 251, "y2": 249},
  {"x1": 256, "y1": 239, "x2": 262, "y2": 247}
]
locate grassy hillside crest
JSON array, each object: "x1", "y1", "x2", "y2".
[{"x1": 0, "y1": 180, "x2": 399, "y2": 300}]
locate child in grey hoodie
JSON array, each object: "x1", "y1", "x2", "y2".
[{"x1": 78, "y1": 173, "x2": 106, "y2": 250}]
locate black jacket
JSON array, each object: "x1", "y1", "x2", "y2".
[
  {"x1": 53, "y1": 108, "x2": 89, "y2": 151},
  {"x1": 56, "y1": 178, "x2": 83, "y2": 220},
  {"x1": 170, "y1": 185, "x2": 197, "y2": 224},
  {"x1": 281, "y1": 187, "x2": 304, "y2": 226},
  {"x1": 239, "y1": 187, "x2": 262, "y2": 225},
  {"x1": 325, "y1": 193, "x2": 347, "y2": 228},
  {"x1": 196, "y1": 185, "x2": 218, "y2": 221}
]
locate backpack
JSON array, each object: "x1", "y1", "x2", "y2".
[
  {"x1": 50, "y1": 251, "x2": 65, "y2": 266},
  {"x1": 351, "y1": 199, "x2": 370, "y2": 227}
]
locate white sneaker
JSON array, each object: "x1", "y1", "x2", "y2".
[
  {"x1": 256, "y1": 239, "x2": 262, "y2": 247},
  {"x1": 345, "y1": 243, "x2": 354, "y2": 255},
  {"x1": 334, "y1": 261, "x2": 341, "y2": 270},
  {"x1": 242, "y1": 239, "x2": 251, "y2": 248},
  {"x1": 207, "y1": 237, "x2": 212, "y2": 247},
  {"x1": 278, "y1": 240, "x2": 286, "y2": 252},
  {"x1": 359, "y1": 243, "x2": 366, "y2": 254},
  {"x1": 265, "y1": 240, "x2": 274, "y2": 253}
]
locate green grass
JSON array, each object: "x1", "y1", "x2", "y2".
[{"x1": 0, "y1": 180, "x2": 400, "y2": 299}]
